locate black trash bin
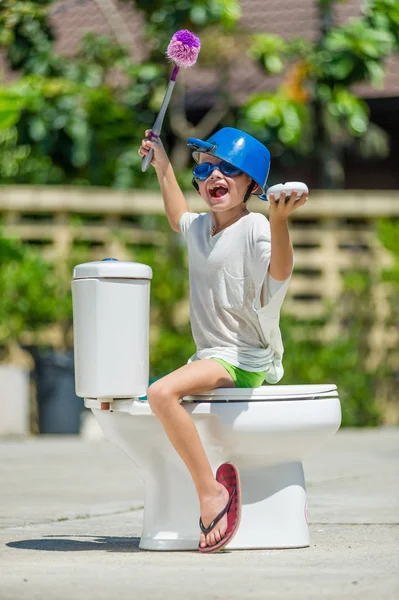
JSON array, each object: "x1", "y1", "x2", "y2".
[{"x1": 31, "y1": 349, "x2": 84, "y2": 434}]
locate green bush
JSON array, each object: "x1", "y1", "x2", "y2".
[
  {"x1": 0, "y1": 232, "x2": 60, "y2": 349},
  {"x1": 280, "y1": 314, "x2": 382, "y2": 427},
  {"x1": 0, "y1": 230, "x2": 90, "y2": 355}
]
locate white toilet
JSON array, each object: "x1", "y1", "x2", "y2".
[{"x1": 72, "y1": 260, "x2": 341, "y2": 551}]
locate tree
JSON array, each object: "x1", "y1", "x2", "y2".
[
  {"x1": 0, "y1": 0, "x2": 56, "y2": 74},
  {"x1": 0, "y1": 20, "x2": 165, "y2": 186},
  {"x1": 0, "y1": 0, "x2": 242, "y2": 184},
  {"x1": 240, "y1": 0, "x2": 399, "y2": 187},
  {"x1": 3, "y1": 1, "x2": 397, "y2": 187}
]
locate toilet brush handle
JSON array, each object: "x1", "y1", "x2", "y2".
[{"x1": 141, "y1": 80, "x2": 176, "y2": 172}]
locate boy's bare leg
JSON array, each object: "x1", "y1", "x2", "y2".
[{"x1": 146, "y1": 360, "x2": 235, "y2": 549}]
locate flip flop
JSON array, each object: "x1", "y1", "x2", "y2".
[{"x1": 198, "y1": 462, "x2": 241, "y2": 553}]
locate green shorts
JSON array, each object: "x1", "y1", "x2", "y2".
[{"x1": 211, "y1": 358, "x2": 266, "y2": 388}]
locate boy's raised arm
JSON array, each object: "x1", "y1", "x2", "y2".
[
  {"x1": 139, "y1": 132, "x2": 188, "y2": 233},
  {"x1": 155, "y1": 159, "x2": 189, "y2": 233}
]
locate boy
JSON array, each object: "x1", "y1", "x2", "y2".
[{"x1": 138, "y1": 127, "x2": 307, "y2": 552}]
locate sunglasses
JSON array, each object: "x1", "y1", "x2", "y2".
[{"x1": 192, "y1": 161, "x2": 243, "y2": 181}]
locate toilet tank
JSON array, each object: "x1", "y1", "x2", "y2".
[{"x1": 72, "y1": 259, "x2": 152, "y2": 399}]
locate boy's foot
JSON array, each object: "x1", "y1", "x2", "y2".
[
  {"x1": 199, "y1": 483, "x2": 230, "y2": 549},
  {"x1": 199, "y1": 462, "x2": 241, "y2": 553}
]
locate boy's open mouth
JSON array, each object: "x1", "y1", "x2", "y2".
[{"x1": 208, "y1": 184, "x2": 229, "y2": 199}]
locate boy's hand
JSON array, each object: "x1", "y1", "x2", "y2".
[
  {"x1": 268, "y1": 189, "x2": 308, "y2": 221},
  {"x1": 138, "y1": 130, "x2": 170, "y2": 174}
]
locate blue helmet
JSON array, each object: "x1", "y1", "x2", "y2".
[{"x1": 187, "y1": 127, "x2": 270, "y2": 201}]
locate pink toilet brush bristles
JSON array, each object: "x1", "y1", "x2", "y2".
[
  {"x1": 142, "y1": 30, "x2": 201, "y2": 172},
  {"x1": 167, "y1": 29, "x2": 201, "y2": 70}
]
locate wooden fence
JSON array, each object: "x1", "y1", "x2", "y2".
[{"x1": 1, "y1": 185, "x2": 398, "y2": 322}]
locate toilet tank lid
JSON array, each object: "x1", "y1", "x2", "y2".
[
  {"x1": 73, "y1": 260, "x2": 153, "y2": 280},
  {"x1": 183, "y1": 384, "x2": 338, "y2": 402}
]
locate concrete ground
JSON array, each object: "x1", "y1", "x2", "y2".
[{"x1": 0, "y1": 425, "x2": 398, "y2": 600}]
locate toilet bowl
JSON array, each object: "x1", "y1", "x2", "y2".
[{"x1": 85, "y1": 383, "x2": 341, "y2": 551}]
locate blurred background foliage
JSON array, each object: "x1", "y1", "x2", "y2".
[
  {"x1": 0, "y1": 229, "x2": 62, "y2": 363},
  {"x1": 1, "y1": 0, "x2": 398, "y2": 187},
  {"x1": 238, "y1": 0, "x2": 399, "y2": 185},
  {"x1": 0, "y1": 0, "x2": 398, "y2": 425},
  {"x1": 0, "y1": 229, "x2": 90, "y2": 354}
]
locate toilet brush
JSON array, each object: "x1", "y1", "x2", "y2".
[{"x1": 141, "y1": 29, "x2": 201, "y2": 172}]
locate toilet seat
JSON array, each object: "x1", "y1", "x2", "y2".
[
  {"x1": 84, "y1": 384, "x2": 338, "y2": 413},
  {"x1": 183, "y1": 384, "x2": 338, "y2": 403}
]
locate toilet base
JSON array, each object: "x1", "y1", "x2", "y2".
[
  {"x1": 139, "y1": 538, "x2": 199, "y2": 551},
  {"x1": 139, "y1": 461, "x2": 309, "y2": 551},
  {"x1": 90, "y1": 405, "x2": 322, "y2": 551},
  {"x1": 74, "y1": 262, "x2": 342, "y2": 546}
]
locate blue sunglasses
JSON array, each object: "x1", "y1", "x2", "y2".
[{"x1": 192, "y1": 160, "x2": 243, "y2": 181}]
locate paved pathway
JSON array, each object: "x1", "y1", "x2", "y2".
[{"x1": 0, "y1": 428, "x2": 398, "y2": 599}]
